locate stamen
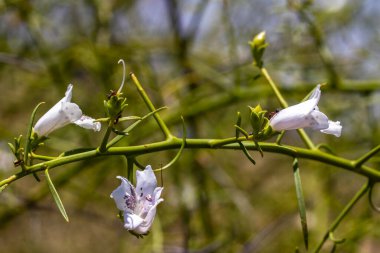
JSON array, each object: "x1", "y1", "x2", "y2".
[
  {"x1": 145, "y1": 194, "x2": 152, "y2": 202},
  {"x1": 117, "y1": 59, "x2": 126, "y2": 94}
]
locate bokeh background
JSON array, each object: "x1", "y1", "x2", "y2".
[{"x1": 1, "y1": 0, "x2": 380, "y2": 252}]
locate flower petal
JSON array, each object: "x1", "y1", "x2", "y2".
[
  {"x1": 153, "y1": 187, "x2": 164, "y2": 202},
  {"x1": 320, "y1": 120, "x2": 342, "y2": 137},
  {"x1": 33, "y1": 85, "x2": 83, "y2": 136},
  {"x1": 308, "y1": 109, "x2": 329, "y2": 130},
  {"x1": 110, "y1": 176, "x2": 136, "y2": 211},
  {"x1": 308, "y1": 84, "x2": 321, "y2": 100},
  {"x1": 135, "y1": 165, "x2": 157, "y2": 199},
  {"x1": 74, "y1": 115, "x2": 101, "y2": 131},
  {"x1": 133, "y1": 198, "x2": 164, "y2": 234},
  {"x1": 123, "y1": 211, "x2": 144, "y2": 231},
  {"x1": 270, "y1": 85, "x2": 322, "y2": 131},
  {"x1": 63, "y1": 84, "x2": 74, "y2": 102},
  {"x1": 34, "y1": 101, "x2": 82, "y2": 136}
]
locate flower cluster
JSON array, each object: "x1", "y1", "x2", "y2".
[
  {"x1": 30, "y1": 71, "x2": 340, "y2": 239},
  {"x1": 110, "y1": 165, "x2": 164, "y2": 235},
  {"x1": 269, "y1": 85, "x2": 342, "y2": 137}
]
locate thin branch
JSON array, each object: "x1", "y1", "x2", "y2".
[
  {"x1": 3, "y1": 138, "x2": 380, "y2": 188},
  {"x1": 312, "y1": 182, "x2": 370, "y2": 253},
  {"x1": 130, "y1": 73, "x2": 172, "y2": 139},
  {"x1": 354, "y1": 145, "x2": 380, "y2": 168}
]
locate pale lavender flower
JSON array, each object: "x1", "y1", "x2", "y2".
[
  {"x1": 74, "y1": 115, "x2": 101, "y2": 132},
  {"x1": 33, "y1": 84, "x2": 100, "y2": 136},
  {"x1": 321, "y1": 120, "x2": 342, "y2": 137},
  {"x1": 269, "y1": 85, "x2": 342, "y2": 137},
  {"x1": 110, "y1": 165, "x2": 164, "y2": 235}
]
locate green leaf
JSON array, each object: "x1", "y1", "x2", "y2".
[
  {"x1": 235, "y1": 112, "x2": 242, "y2": 138},
  {"x1": 293, "y1": 158, "x2": 308, "y2": 250},
  {"x1": 249, "y1": 110, "x2": 260, "y2": 136},
  {"x1": 238, "y1": 142, "x2": 256, "y2": 165},
  {"x1": 24, "y1": 102, "x2": 45, "y2": 165},
  {"x1": 329, "y1": 232, "x2": 346, "y2": 244},
  {"x1": 0, "y1": 184, "x2": 8, "y2": 193},
  {"x1": 234, "y1": 125, "x2": 249, "y2": 139},
  {"x1": 45, "y1": 168, "x2": 69, "y2": 222},
  {"x1": 7, "y1": 142, "x2": 15, "y2": 154},
  {"x1": 254, "y1": 140, "x2": 264, "y2": 158},
  {"x1": 252, "y1": 104, "x2": 263, "y2": 114}
]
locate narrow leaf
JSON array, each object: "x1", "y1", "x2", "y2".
[
  {"x1": 45, "y1": 168, "x2": 69, "y2": 222},
  {"x1": 32, "y1": 172, "x2": 41, "y2": 182},
  {"x1": 24, "y1": 102, "x2": 45, "y2": 165},
  {"x1": 234, "y1": 125, "x2": 249, "y2": 139},
  {"x1": 238, "y1": 142, "x2": 256, "y2": 165},
  {"x1": 0, "y1": 184, "x2": 8, "y2": 193},
  {"x1": 7, "y1": 142, "x2": 15, "y2": 154},
  {"x1": 293, "y1": 158, "x2": 308, "y2": 250},
  {"x1": 235, "y1": 112, "x2": 242, "y2": 138},
  {"x1": 118, "y1": 115, "x2": 142, "y2": 122},
  {"x1": 329, "y1": 232, "x2": 346, "y2": 244},
  {"x1": 254, "y1": 140, "x2": 264, "y2": 157}
]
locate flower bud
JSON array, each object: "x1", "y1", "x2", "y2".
[
  {"x1": 249, "y1": 31, "x2": 268, "y2": 68},
  {"x1": 249, "y1": 104, "x2": 271, "y2": 140},
  {"x1": 104, "y1": 93, "x2": 128, "y2": 122}
]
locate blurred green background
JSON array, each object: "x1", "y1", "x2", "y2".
[{"x1": 0, "y1": 0, "x2": 380, "y2": 252}]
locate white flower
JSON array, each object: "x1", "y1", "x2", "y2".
[
  {"x1": 110, "y1": 165, "x2": 164, "y2": 235},
  {"x1": 269, "y1": 85, "x2": 342, "y2": 137},
  {"x1": 74, "y1": 115, "x2": 101, "y2": 132},
  {"x1": 320, "y1": 120, "x2": 342, "y2": 137},
  {"x1": 33, "y1": 84, "x2": 101, "y2": 136}
]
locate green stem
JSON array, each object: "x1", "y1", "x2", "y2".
[
  {"x1": 261, "y1": 67, "x2": 288, "y2": 108},
  {"x1": 106, "y1": 107, "x2": 167, "y2": 149},
  {"x1": 24, "y1": 102, "x2": 45, "y2": 166},
  {"x1": 354, "y1": 145, "x2": 380, "y2": 168},
  {"x1": 130, "y1": 73, "x2": 172, "y2": 139},
  {"x1": 2, "y1": 138, "x2": 380, "y2": 188},
  {"x1": 31, "y1": 153, "x2": 56, "y2": 161},
  {"x1": 99, "y1": 121, "x2": 113, "y2": 152},
  {"x1": 261, "y1": 67, "x2": 315, "y2": 149},
  {"x1": 297, "y1": 129, "x2": 316, "y2": 150},
  {"x1": 127, "y1": 157, "x2": 134, "y2": 182},
  {"x1": 312, "y1": 182, "x2": 370, "y2": 253}
]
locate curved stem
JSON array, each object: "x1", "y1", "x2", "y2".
[{"x1": 312, "y1": 182, "x2": 370, "y2": 253}]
